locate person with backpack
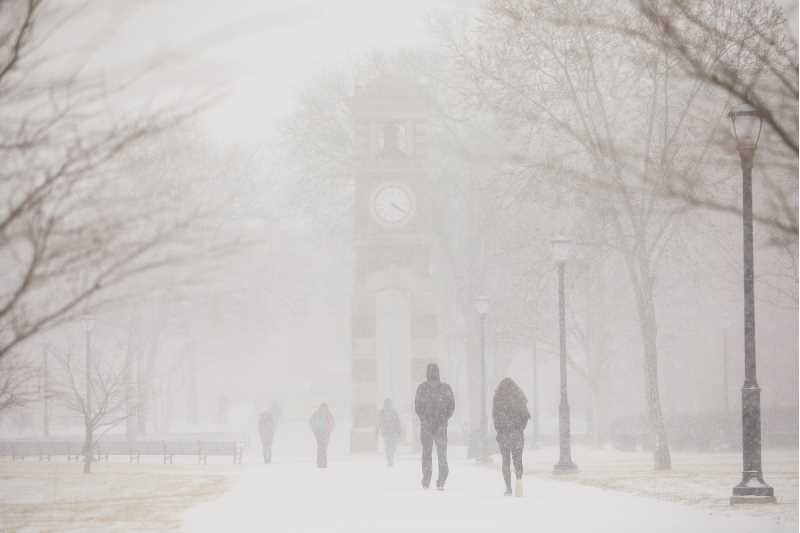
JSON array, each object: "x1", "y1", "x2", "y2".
[
  {"x1": 377, "y1": 398, "x2": 403, "y2": 467},
  {"x1": 492, "y1": 377, "x2": 531, "y2": 496},
  {"x1": 257, "y1": 409, "x2": 276, "y2": 464},
  {"x1": 309, "y1": 403, "x2": 335, "y2": 468},
  {"x1": 414, "y1": 363, "x2": 455, "y2": 490}
]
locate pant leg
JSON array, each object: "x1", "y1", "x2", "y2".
[
  {"x1": 386, "y1": 438, "x2": 397, "y2": 466},
  {"x1": 315, "y1": 435, "x2": 327, "y2": 468},
  {"x1": 500, "y1": 443, "x2": 512, "y2": 490},
  {"x1": 262, "y1": 442, "x2": 272, "y2": 464},
  {"x1": 420, "y1": 428, "x2": 433, "y2": 486},
  {"x1": 434, "y1": 426, "x2": 448, "y2": 486},
  {"x1": 511, "y1": 443, "x2": 523, "y2": 479}
]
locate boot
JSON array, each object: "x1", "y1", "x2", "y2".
[{"x1": 515, "y1": 478, "x2": 524, "y2": 497}]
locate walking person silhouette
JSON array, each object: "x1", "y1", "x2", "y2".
[
  {"x1": 492, "y1": 378, "x2": 531, "y2": 496},
  {"x1": 414, "y1": 363, "x2": 455, "y2": 490}
]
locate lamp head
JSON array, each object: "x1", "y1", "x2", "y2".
[
  {"x1": 728, "y1": 103, "x2": 763, "y2": 151},
  {"x1": 473, "y1": 295, "x2": 490, "y2": 316},
  {"x1": 551, "y1": 235, "x2": 572, "y2": 264}
]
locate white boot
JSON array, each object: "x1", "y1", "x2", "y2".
[{"x1": 515, "y1": 478, "x2": 524, "y2": 497}]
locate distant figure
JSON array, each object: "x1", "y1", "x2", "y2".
[
  {"x1": 258, "y1": 410, "x2": 276, "y2": 464},
  {"x1": 414, "y1": 363, "x2": 455, "y2": 490},
  {"x1": 492, "y1": 378, "x2": 531, "y2": 497},
  {"x1": 377, "y1": 398, "x2": 403, "y2": 467},
  {"x1": 310, "y1": 403, "x2": 335, "y2": 468}
]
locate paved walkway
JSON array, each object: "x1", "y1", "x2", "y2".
[{"x1": 181, "y1": 451, "x2": 792, "y2": 533}]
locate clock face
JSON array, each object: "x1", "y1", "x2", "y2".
[{"x1": 372, "y1": 185, "x2": 414, "y2": 227}]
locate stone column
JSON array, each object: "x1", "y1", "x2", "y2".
[{"x1": 351, "y1": 289, "x2": 377, "y2": 452}]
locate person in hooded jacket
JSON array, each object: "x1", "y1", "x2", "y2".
[
  {"x1": 310, "y1": 403, "x2": 335, "y2": 468},
  {"x1": 414, "y1": 363, "x2": 455, "y2": 490},
  {"x1": 258, "y1": 409, "x2": 276, "y2": 464},
  {"x1": 492, "y1": 377, "x2": 531, "y2": 496},
  {"x1": 377, "y1": 398, "x2": 403, "y2": 467}
]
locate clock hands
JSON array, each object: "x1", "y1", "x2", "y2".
[{"x1": 390, "y1": 201, "x2": 409, "y2": 216}]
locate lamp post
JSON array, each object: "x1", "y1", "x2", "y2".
[
  {"x1": 82, "y1": 315, "x2": 95, "y2": 474},
  {"x1": 474, "y1": 295, "x2": 490, "y2": 462},
  {"x1": 530, "y1": 336, "x2": 540, "y2": 449},
  {"x1": 727, "y1": 104, "x2": 775, "y2": 504},
  {"x1": 42, "y1": 346, "x2": 49, "y2": 438},
  {"x1": 552, "y1": 236, "x2": 577, "y2": 474}
]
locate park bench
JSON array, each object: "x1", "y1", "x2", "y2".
[
  {"x1": 0, "y1": 439, "x2": 242, "y2": 464},
  {"x1": 0, "y1": 440, "x2": 82, "y2": 461},
  {"x1": 198, "y1": 440, "x2": 242, "y2": 464},
  {"x1": 125, "y1": 440, "x2": 168, "y2": 464}
]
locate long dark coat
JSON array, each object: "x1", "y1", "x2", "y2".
[
  {"x1": 378, "y1": 403, "x2": 403, "y2": 440},
  {"x1": 310, "y1": 404, "x2": 335, "y2": 439},
  {"x1": 492, "y1": 378, "x2": 530, "y2": 448},
  {"x1": 258, "y1": 411, "x2": 276, "y2": 444}
]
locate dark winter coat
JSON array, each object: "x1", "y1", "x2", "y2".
[
  {"x1": 492, "y1": 378, "x2": 530, "y2": 448},
  {"x1": 378, "y1": 404, "x2": 403, "y2": 440},
  {"x1": 414, "y1": 363, "x2": 455, "y2": 431},
  {"x1": 310, "y1": 404, "x2": 335, "y2": 439},
  {"x1": 258, "y1": 411, "x2": 275, "y2": 444}
]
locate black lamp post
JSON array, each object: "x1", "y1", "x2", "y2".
[
  {"x1": 728, "y1": 104, "x2": 775, "y2": 504},
  {"x1": 42, "y1": 346, "x2": 49, "y2": 438},
  {"x1": 474, "y1": 295, "x2": 490, "y2": 462},
  {"x1": 530, "y1": 336, "x2": 540, "y2": 449},
  {"x1": 551, "y1": 236, "x2": 577, "y2": 475},
  {"x1": 82, "y1": 315, "x2": 95, "y2": 474}
]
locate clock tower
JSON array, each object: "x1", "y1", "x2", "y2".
[{"x1": 350, "y1": 74, "x2": 441, "y2": 452}]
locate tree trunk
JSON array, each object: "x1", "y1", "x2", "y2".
[
  {"x1": 137, "y1": 348, "x2": 147, "y2": 435},
  {"x1": 635, "y1": 281, "x2": 671, "y2": 470},
  {"x1": 590, "y1": 382, "x2": 609, "y2": 448},
  {"x1": 83, "y1": 424, "x2": 93, "y2": 474},
  {"x1": 187, "y1": 350, "x2": 199, "y2": 426}
]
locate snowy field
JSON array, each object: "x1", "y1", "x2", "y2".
[
  {"x1": 0, "y1": 459, "x2": 237, "y2": 532},
  {"x1": 1, "y1": 422, "x2": 795, "y2": 532}
]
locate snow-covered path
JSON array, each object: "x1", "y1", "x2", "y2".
[{"x1": 181, "y1": 452, "x2": 792, "y2": 533}]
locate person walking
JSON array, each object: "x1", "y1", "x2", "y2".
[
  {"x1": 258, "y1": 409, "x2": 276, "y2": 464},
  {"x1": 414, "y1": 363, "x2": 455, "y2": 490},
  {"x1": 377, "y1": 398, "x2": 403, "y2": 467},
  {"x1": 310, "y1": 403, "x2": 335, "y2": 468},
  {"x1": 492, "y1": 377, "x2": 530, "y2": 496}
]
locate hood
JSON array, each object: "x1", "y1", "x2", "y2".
[
  {"x1": 426, "y1": 363, "x2": 440, "y2": 382},
  {"x1": 494, "y1": 377, "x2": 527, "y2": 405}
]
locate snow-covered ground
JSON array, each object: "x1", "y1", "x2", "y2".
[
  {"x1": 182, "y1": 422, "x2": 797, "y2": 533},
  {"x1": 181, "y1": 452, "x2": 794, "y2": 533},
  {"x1": 522, "y1": 444, "x2": 798, "y2": 526},
  {"x1": 0, "y1": 460, "x2": 237, "y2": 532},
  {"x1": 1, "y1": 421, "x2": 795, "y2": 532}
]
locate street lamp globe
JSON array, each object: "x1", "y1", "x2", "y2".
[
  {"x1": 550, "y1": 235, "x2": 572, "y2": 264},
  {"x1": 728, "y1": 104, "x2": 763, "y2": 150},
  {"x1": 473, "y1": 295, "x2": 490, "y2": 316}
]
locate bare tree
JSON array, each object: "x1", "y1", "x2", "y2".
[
  {"x1": 0, "y1": 351, "x2": 38, "y2": 411},
  {"x1": 556, "y1": 0, "x2": 798, "y2": 240},
  {"x1": 0, "y1": 0, "x2": 222, "y2": 375},
  {"x1": 439, "y1": 0, "x2": 761, "y2": 469},
  {"x1": 52, "y1": 335, "x2": 130, "y2": 474}
]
